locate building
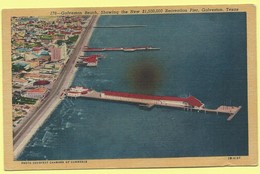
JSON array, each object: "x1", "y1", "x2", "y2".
[
  {"x1": 41, "y1": 38, "x2": 52, "y2": 44},
  {"x1": 49, "y1": 45, "x2": 61, "y2": 62},
  {"x1": 69, "y1": 86, "x2": 89, "y2": 93},
  {"x1": 67, "y1": 86, "x2": 92, "y2": 97},
  {"x1": 24, "y1": 53, "x2": 35, "y2": 61},
  {"x1": 44, "y1": 64, "x2": 54, "y2": 69},
  {"x1": 54, "y1": 63, "x2": 62, "y2": 70},
  {"x1": 60, "y1": 43, "x2": 68, "y2": 60},
  {"x1": 32, "y1": 47, "x2": 42, "y2": 54},
  {"x1": 49, "y1": 43, "x2": 67, "y2": 62},
  {"x1": 16, "y1": 39, "x2": 25, "y2": 44},
  {"x1": 67, "y1": 92, "x2": 81, "y2": 97},
  {"x1": 53, "y1": 34, "x2": 65, "y2": 40},
  {"x1": 39, "y1": 50, "x2": 51, "y2": 63},
  {"x1": 33, "y1": 80, "x2": 50, "y2": 86},
  {"x1": 101, "y1": 91, "x2": 204, "y2": 109},
  {"x1": 13, "y1": 78, "x2": 28, "y2": 86},
  {"x1": 23, "y1": 87, "x2": 47, "y2": 99},
  {"x1": 83, "y1": 55, "x2": 98, "y2": 66},
  {"x1": 24, "y1": 52, "x2": 41, "y2": 61},
  {"x1": 24, "y1": 73, "x2": 53, "y2": 80},
  {"x1": 72, "y1": 31, "x2": 81, "y2": 35},
  {"x1": 28, "y1": 60, "x2": 40, "y2": 68}
]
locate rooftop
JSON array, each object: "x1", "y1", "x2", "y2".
[
  {"x1": 33, "y1": 80, "x2": 50, "y2": 86},
  {"x1": 27, "y1": 87, "x2": 47, "y2": 93},
  {"x1": 83, "y1": 56, "x2": 98, "y2": 63}
]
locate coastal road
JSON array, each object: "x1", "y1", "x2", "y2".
[{"x1": 13, "y1": 15, "x2": 99, "y2": 156}]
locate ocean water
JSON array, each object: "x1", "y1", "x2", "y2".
[{"x1": 18, "y1": 13, "x2": 248, "y2": 160}]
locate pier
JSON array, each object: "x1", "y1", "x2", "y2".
[
  {"x1": 79, "y1": 45, "x2": 160, "y2": 67},
  {"x1": 65, "y1": 87, "x2": 241, "y2": 121},
  {"x1": 82, "y1": 46, "x2": 160, "y2": 52},
  {"x1": 94, "y1": 25, "x2": 147, "y2": 28},
  {"x1": 78, "y1": 54, "x2": 104, "y2": 59},
  {"x1": 76, "y1": 55, "x2": 105, "y2": 67}
]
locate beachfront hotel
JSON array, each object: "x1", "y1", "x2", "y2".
[{"x1": 49, "y1": 43, "x2": 68, "y2": 62}]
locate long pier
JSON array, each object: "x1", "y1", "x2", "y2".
[
  {"x1": 94, "y1": 25, "x2": 147, "y2": 28},
  {"x1": 65, "y1": 87, "x2": 241, "y2": 121},
  {"x1": 82, "y1": 46, "x2": 160, "y2": 52}
]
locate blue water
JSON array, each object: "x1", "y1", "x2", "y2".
[{"x1": 18, "y1": 13, "x2": 248, "y2": 160}]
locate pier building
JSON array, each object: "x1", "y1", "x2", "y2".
[{"x1": 65, "y1": 87, "x2": 241, "y2": 121}]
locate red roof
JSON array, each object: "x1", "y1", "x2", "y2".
[
  {"x1": 185, "y1": 96, "x2": 204, "y2": 107},
  {"x1": 44, "y1": 27, "x2": 52, "y2": 30},
  {"x1": 73, "y1": 26, "x2": 82, "y2": 30},
  {"x1": 81, "y1": 54, "x2": 102, "y2": 58},
  {"x1": 48, "y1": 31, "x2": 55, "y2": 35},
  {"x1": 68, "y1": 91, "x2": 80, "y2": 94},
  {"x1": 72, "y1": 31, "x2": 81, "y2": 35},
  {"x1": 61, "y1": 31, "x2": 71, "y2": 35},
  {"x1": 102, "y1": 91, "x2": 204, "y2": 107},
  {"x1": 33, "y1": 80, "x2": 50, "y2": 86},
  {"x1": 27, "y1": 88, "x2": 47, "y2": 93},
  {"x1": 32, "y1": 47, "x2": 42, "y2": 51},
  {"x1": 81, "y1": 90, "x2": 92, "y2": 94},
  {"x1": 83, "y1": 55, "x2": 98, "y2": 63}
]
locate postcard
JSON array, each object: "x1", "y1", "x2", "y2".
[{"x1": 2, "y1": 4, "x2": 257, "y2": 170}]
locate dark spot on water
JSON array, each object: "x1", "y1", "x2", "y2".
[{"x1": 127, "y1": 59, "x2": 163, "y2": 94}]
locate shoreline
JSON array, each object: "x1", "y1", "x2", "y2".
[
  {"x1": 13, "y1": 15, "x2": 99, "y2": 159},
  {"x1": 14, "y1": 67, "x2": 80, "y2": 159}
]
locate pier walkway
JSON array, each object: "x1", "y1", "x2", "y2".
[
  {"x1": 94, "y1": 25, "x2": 147, "y2": 28},
  {"x1": 65, "y1": 88, "x2": 241, "y2": 121},
  {"x1": 82, "y1": 46, "x2": 160, "y2": 52}
]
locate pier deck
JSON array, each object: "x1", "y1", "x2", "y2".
[
  {"x1": 82, "y1": 46, "x2": 160, "y2": 52},
  {"x1": 65, "y1": 89, "x2": 241, "y2": 121},
  {"x1": 94, "y1": 25, "x2": 147, "y2": 28},
  {"x1": 190, "y1": 105, "x2": 242, "y2": 120}
]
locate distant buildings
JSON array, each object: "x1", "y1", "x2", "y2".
[{"x1": 11, "y1": 15, "x2": 89, "y2": 126}]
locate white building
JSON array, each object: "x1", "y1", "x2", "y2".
[{"x1": 22, "y1": 87, "x2": 47, "y2": 99}]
